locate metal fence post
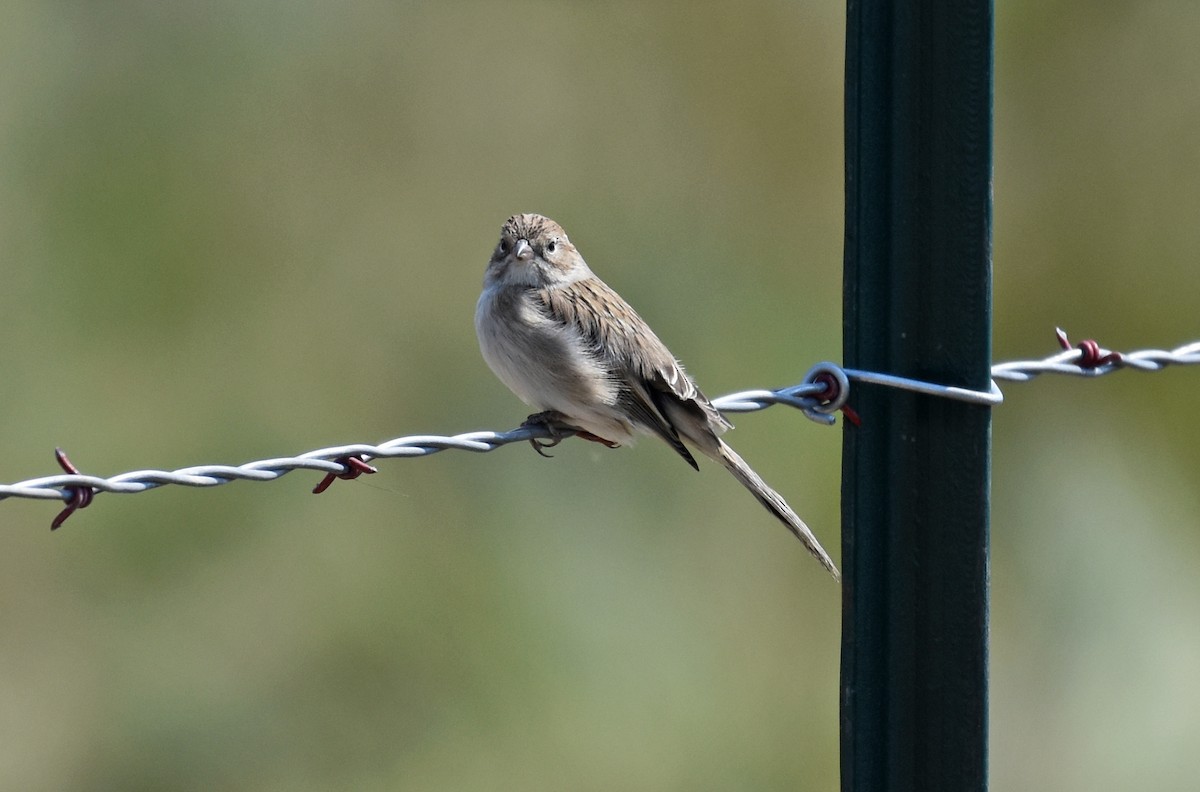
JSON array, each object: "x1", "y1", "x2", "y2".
[{"x1": 841, "y1": 2, "x2": 993, "y2": 791}]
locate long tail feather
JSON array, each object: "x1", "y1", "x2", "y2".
[{"x1": 716, "y1": 440, "x2": 840, "y2": 581}]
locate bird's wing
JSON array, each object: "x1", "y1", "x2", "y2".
[{"x1": 535, "y1": 278, "x2": 730, "y2": 468}]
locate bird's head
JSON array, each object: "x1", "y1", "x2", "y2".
[{"x1": 485, "y1": 213, "x2": 588, "y2": 288}]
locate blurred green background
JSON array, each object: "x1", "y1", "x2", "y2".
[{"x1": 2, "y1": 2, "x2": 1198, "y2": 790}]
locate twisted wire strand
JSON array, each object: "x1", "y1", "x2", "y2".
[
  {"x1": 991, "y1": 339, "x2": 1200, "y2": 381},
  {"x1": 0, "y1": 380, "x2": 836, "y2": 505},
  {"x1": 1, "y1": 336, "x2": 1197, "y2": 514}
]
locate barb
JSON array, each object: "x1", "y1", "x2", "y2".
[
  {"x1": 50, "y1": 448, "x2": 94, "y2": 530},
  {"x1": 2, "y1": 332, "x2": 1197, "y2": 528}
]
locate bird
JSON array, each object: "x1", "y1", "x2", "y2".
[{"x1": 474, "y1": 213, "x2": 839, "y2": 580}]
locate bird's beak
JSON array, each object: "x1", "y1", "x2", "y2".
[{"x1": 513, "y1": 238, "x2": 533, "y2": 261}]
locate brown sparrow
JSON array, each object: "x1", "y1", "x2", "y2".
[{"x1": 475, "y1": 213, "x2": 839, "y2": 580}]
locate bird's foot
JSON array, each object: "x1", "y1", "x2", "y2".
[
  {"x1": 519, "y1": 412, "x2": 621, "y2": 456},
  {"x1": 520, "y1": 411, "x2": 576, "y2": 458}
]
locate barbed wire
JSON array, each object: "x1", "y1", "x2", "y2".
[
  {"x1": 991, "y1": 329, "x2": 1200, "y2": 381},
  {"x1": 1, "y1": 329, "x2": 1197, "y2": 528}
]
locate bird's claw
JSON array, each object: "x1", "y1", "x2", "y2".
[
  {"x1": 528, "y1": 435, "x2": 562, "y2": 458},
  {"x1": 519, "y1": 412, "x2": 620, "y2": 456},
  {"x1": 521, "y1": 411, "x2": 575, "y2": 458}
]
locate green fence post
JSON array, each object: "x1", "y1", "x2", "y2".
[{"x1": 841, "y1": 2, "x2": 993, "y2": 791}]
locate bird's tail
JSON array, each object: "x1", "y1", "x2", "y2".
[{"x1": 715, "y1": 440, "x2": 840, "y2": 581}]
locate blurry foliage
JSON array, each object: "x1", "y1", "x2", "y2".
[{"x1": 0, "y1": 2, "x2": 1197, "y2": 790}]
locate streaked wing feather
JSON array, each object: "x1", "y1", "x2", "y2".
[
  {"x1": 616, "y1": 387, "x2": 699, "y2": 469},
  {"x1": 535, "y1": 278, "x2": 725, "y2": 468}
]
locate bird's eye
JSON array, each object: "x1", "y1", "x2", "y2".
[
  {"x1": 546, "y1": 240, "x2": 557, "y2": 254},
  {"x1": 498, "y1": 239, "x2": 510, "y2": 253}
]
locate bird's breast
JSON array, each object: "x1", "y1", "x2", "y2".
[{"x1": 475, "y1": 286, "x2": 619, "y2": 418}]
